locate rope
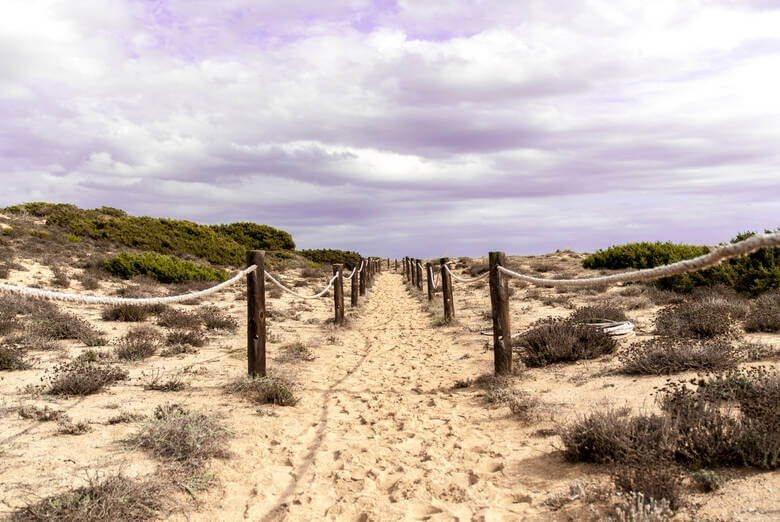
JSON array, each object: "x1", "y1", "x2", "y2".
[
  {"x1": 444, "y1": 264, "x2": 490, "y2": 283},
  {"x1": 0, "y1": 265, "x2": 258, "y2": 305},
  {"x1": 343, "y1": 262, "x2": 361, "y2": 281},
  {"x1": 264, "y1": 271, "x2": 338, "y2": 299},
  {"x1": 497, "y1": 231, "x2": 780, "y2": 288}
]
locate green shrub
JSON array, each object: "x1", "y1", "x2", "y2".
[
  {"x1": 583, "y1": 242, "x2": 710, "y2": 270},
  {"x1": 103, "y1": 252, "x2": 227, "y2": 284},
  {"x1": 298, "y1": 248, "x2": 361, "y2": 268},
  {"x1": 210, "y1": 222, "x2": 295, "y2": 251}
]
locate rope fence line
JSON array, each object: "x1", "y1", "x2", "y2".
[
  {"x1": 265, "y1": 271, "x2": 339, "y2": 300},
  {"x1": 400, "y1": 230, "x2": 780, "y2": 375},
  {"x1": 0, "y1": 265, "x2": 258, "y2": 305},
  {"x1": 444, "y1": 264, "x2": 490, "y2": 283}
]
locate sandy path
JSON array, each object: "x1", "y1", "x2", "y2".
[{"x1": 196, "y1": 272, "x2": 566, "y2": 521}]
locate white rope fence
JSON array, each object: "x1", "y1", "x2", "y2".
[
  {"x1": 0, "y1": 265, "x2": 258, "y2": 305},
  {"x1": 496, "y1": 231, "x2": 780, "y2": 288},
  {"x1": 444, "y1": 264, "x2": 490, "y2": 283},
  {"x1": 264, "y1": 271, "x2": 339, "y2": 300},
  {"x1": 343, "y1": 261, "x2": 363, "y2": 281}
]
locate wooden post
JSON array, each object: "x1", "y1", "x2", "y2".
[
  {"x1": 395, "y1": 259, "x2": 398, "y2": 271},
  {"x1": 416, "y1": 259, "x2": 423, "y2": 290},
  {"x1": 359, "y1": 257, "x2": 367, "y2": 296},
  {"x1": 410, "y1": 258, "x2": 417, "y2": 287},
  {"x1": 247, "y1": 250, "x2": 266, "y2": 377},
  {"x1": 387, "y1": 258, "x2": 390, "y2": 270},
  {"x1": 489, "y1": 252, "x2": 512, "y2": 375},
  {"x1": 333, "y1": 264, "x2": 345, "y2": 326},
  {"x1": 351, "y1": 263, "x2": 358, "y2": 307},
  {"x1": 440, "y1": 257, "x2": 454, "y2": 323},
  {"x1": 404, "y1": 257, "x2": 409, "y2": 281},
  {"x1": 425, "y1": 262, "x2": 433, "y2": 301}
]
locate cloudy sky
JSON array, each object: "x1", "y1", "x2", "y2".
[{"x1": 1, "y1": 1, "x2": 778, "y2": 257}]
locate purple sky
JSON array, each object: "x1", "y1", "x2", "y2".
[{"x1": 1, "y1": 1, "x2": 778, "y2": 257}]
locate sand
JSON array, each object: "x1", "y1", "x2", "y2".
[{"x1": 1, "y1": 256, "x2": 778, "y2": 521}]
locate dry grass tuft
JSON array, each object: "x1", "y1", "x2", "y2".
[
  {"x1": 276, "y1": 342, "x2": 315, "y2": 362},
  {"x1": 619, "y1": 338, "x2": 740, "y2": 375},
  {"x1": 655, "y1": 299, "x2": 738, "y2": 338},
  {"x1": 513, "y1": 318, "x2": 616, "y2": 367},
  {"x1": 166, "y1": 329, "x2": 206, "y2": 348},
  {"x1": 130, "y1": 403, "x2": 231, "y2": 466},
  {"x1": 226, "y1": 375, "x2": 298, "y2": 406},
  {"x1": 157, "y1": 308, "x2": 200, "y2": 329},
  {"x1": 198, "y1": 306, "x2": 238, "y2": 331},
  {"x1": 18, "y1": 404, "x2": 65, "y2": 421},
  {"x1": 0, "y1": 346, "x2": 28, "y2": 370},
  {"x1": 102, "y1": 304, "x2": 156, "y2": 322},
  {"x1": 44, "y1": 360, "x2": 129, "y2": 396},
  {"x1": 114, "y1": 326, "x2": 164, "y2": 360},
  {"x1": 9, "y1": 474, "x2": 167, "y2": 522},
  {"x1": 570, "y1": 305, "x2": 627, "y2": 324},
  {"x1": 744, "y1": 290, "x2": 780, "y2": 333}
]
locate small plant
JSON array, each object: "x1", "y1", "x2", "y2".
[
  {"x1": 18, "y1": 404, "x2": 65, "y2": 421},
  {"x1": 226, "y1": 375, "x2": 298, "y2": 406},
  {"x1": 10, "y1": 473, "x2": 166, "y2": 521},
  {"x1": 198, "y1": 306, "x2": 238, "y2": 331},
  {"x1": 655, "y1": 300, "x2": 735, "y2": 338},
  {"x1": 114, "y1": 326, "x2": 164, "y2": 360},
  {"x1": 0, "y1": 347, "x2": 28, "y2": 370},
  {"x1": 44, "y1": 360, "x2": 129, "y2": 396},
  {"x1": 276, "y1": 342, "x2": 315, "y2": 362},
  {"x1": 744, "y1": 290, "x2": 780, "y2": 332},
  {"x1": 166, "y1": 329, "x2": 207, "y2": 347},
  {"x1": 102, "y1": 304, "x2": 155, "y2": 322},
  {"x1": 57, "y1": 417, "x2": 91, "y2": 435},
  {"x1": 613, "y1": 491, "x2": 673, "y2": 522},
  {"x1": 513, "y1": 318, "x2": 616, "y2": 367},
  {"x1": 130, "y1": 404, "x2": 231, "y2": 466},
  {"x1": 27, "y1": 308, "x2": 102, "y2": 343},
  {"x1": 143, "y1": 369, "x2": 186, "y2": 392},
  {"x1": 50, "y1": 266, "x2": 70, "y2": 288},
  {"x1": 619, "y1": 338, "x2": 740, "y2": 375},
  {"x1": 507, "y1": 392, "x2": 540, "y2": 422},
  {"x1": 157, "y1": 308, "x2": 201, "y2": 328},
  {"x1": 453, "y1": 378, "x2": 472, "y2": 389},
  {"x1": 160, "y1": 344, "x2": 198, "y2": 357},
  {"x1": 569, "y1": 305, "x2": 627, "y2": 324},
  {"x1": 690, "y1": 469, "x2": 723, "y2": 492},
  {"x1": 107, "y1": 411, "x2": 144, "y2": 424}
]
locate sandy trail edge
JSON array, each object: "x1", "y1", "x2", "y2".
[{"x1": 189, "y1": 272, "x2": 570, "y2": 521}]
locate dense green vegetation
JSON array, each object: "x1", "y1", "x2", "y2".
[
  {"x1": 211, "y1": 222, "x2": 295, "y2": 251},
  {"x1": 103, "y1": 252, "x2": 228, "y2": 283},
  {"x1": 583, "y1": 232, "x2": 778, "y2": 295},
  {"x1": 299, "y1": 248, "x2": 362, "y2": 268},
  {"x1": 654, "y1": 231, "x2": 779, "y2": 295},
  {"x1": 4, "y1": 203, "x2": 295, "y2": 267},
  {"x1": 583, "y1": 241, "x2": 710, "y2": 270}
]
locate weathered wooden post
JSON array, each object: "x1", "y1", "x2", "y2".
[
  {"x1": 351, "y1": 263, "x2": 358, "y2": 307},
  {"x1": 395, "y1": 259, "x2": 398, "y2": 271},
  {"x1": 387, "y1": 258, "x2": 390, "y2": 270},
  {"x1": 416, "y1": 259, "x2": 423, "y2": 290},
  {"x1": 247, "y1": 250, "x2": 266, "y2": 377},
  {"x1": 359, "y1": 257, "x2": 367, "y2": 296},
  {"x1": 440, "y1": 257, "x2": 454, "y2": 323},
  {"x1": 425, "y1": 262, "x2": 433, "y2": 301},
  {"x1": 333, "y1": 264, "x2": 345, "y2": 325},
  {"x1": 404, "y1": 257, "x2": 410, "y2": 281},
  {"x1": 410, "y1": 258, "x2": 417, "y2": 287},
  {"x1": 489, "y1": 252, "x2": 512, "y2": 375}
]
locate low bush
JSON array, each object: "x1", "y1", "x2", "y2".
[
  {"x1": 130, "y1": 404, "x2": 231, "y2": 466},
  {"x1": 166, "y1": 329, "x2": 206, "y2": 347},
  {"x1": 104, "y1": 252, "x2": 227, "y2": 284},
  {"x1": 157, "y1": 308, "x2": 201, "y2": 328},
  {"x1": 225, "y1": 375, "x2": 298, "y2": 406},
  {"x1": 276, "y1": 342, "x2": 315, "y2": 362},
  {"x1": 50, "y1": 266, "x2": 70, "y2": 288},
  {"x1": 744, "y1": 290, "x2": 780, "y2": 332},
  {"x1": 583, "y1": 241, "x2": 709, "y2": 270},
  {"x1": 619, "y1": 338, "x2": 740, "y2": 375},
  {"x1": 655, "y1": 300, "x2": 735, "y2": 338},
  {"x1": 114, "y1": 326, "x2": 164, "y2": 360},
  {"x1": 57, "y1": 418, "x2": 91, "y2": 435},
  {"x1": 513, "y1": 318, "x2": 616, "y2": 367},
  {"x1": 298, "y1": 248, "x2": 361, "y2": 268},
  {"x1": 18, "y1": 404, "x2": 65, "y2": 421},
  {"x1": 44, "y1": 360, "x2": 129, "y2": 395},
  {"x1": 27, "y1": 308, "x2": 102, "y2": 344},
  {"x1": 199, "y1": 306, "x2": 238, "y2": 331},
  {"x1": 102, "y1": 304, "x2": 155, "y2": 322},
  {"x1": 467, "y1": 263, "x2": 489, "y2": 277},
  {"x1": 569, "y1": 305, "x2": 627, "y2": 324},
  {"x1": 0, "y1": 347, "x2": 28, "y2": 370},
  {"x1": 9, "y1": 473, "x2": 166, "y2": 522}
]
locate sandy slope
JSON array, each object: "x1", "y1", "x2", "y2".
[{"x1": 191, "y1": 272, "x2": 570, "y2": 521}]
